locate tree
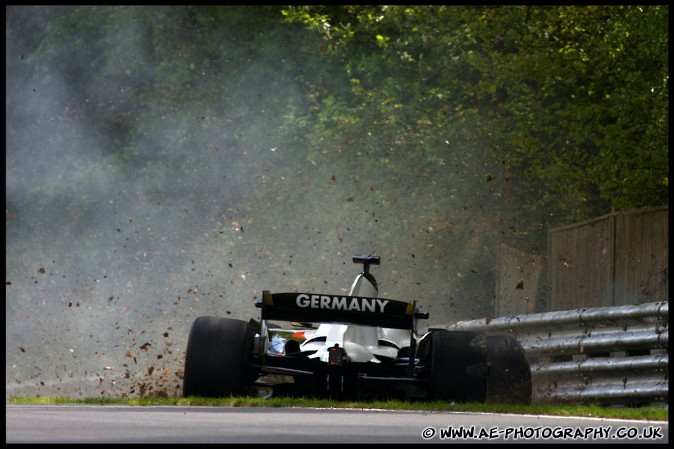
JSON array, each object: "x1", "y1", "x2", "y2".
[{"x1": 283, "y1": 5, "x2": 669, "y2": 232}]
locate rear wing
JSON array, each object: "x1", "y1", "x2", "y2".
[{"x1": 256, "y1": 290, "x2": 429, "y2": 330}]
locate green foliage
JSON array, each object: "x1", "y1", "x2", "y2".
[
  {"x1": 11, "y1": 5, "x2": 666, "y2": 242},
  {"x1": 283, "y1": 5, "x2": 669, "y2": 228}
]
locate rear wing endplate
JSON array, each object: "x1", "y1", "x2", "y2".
[{"x1": 256, "y1": 291, "x2": 428, "y2": 330}]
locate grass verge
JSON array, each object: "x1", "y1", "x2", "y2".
[{"x1": 6, "y1": 395, "x2": 668, "y2": 422}]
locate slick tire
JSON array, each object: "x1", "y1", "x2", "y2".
[
  {"x1": 429, "y1": 330, "x2": 488, "y2": 402},
  {"x1": 429, "y1": 330, "x2": 531, "y2": 404},
  {"x1": 485, "y1": 334, "x2": 532, "y2": 405},
  {"x1": 183, "y1": 316, "x2": 254, "y2": 398}
]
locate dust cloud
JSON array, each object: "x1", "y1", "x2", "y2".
[{"x1": 6, "y1": 6, "x2": 516, "y2": 398}]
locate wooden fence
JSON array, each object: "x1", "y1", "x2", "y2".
[{"x1": 496, "y1": 206, "x2": 668, "y2": 314}]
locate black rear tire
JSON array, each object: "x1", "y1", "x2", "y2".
[
  {"x1": 485, "y1": 334, "x2": 532, "y2": 405},
  {"x1": 183, "y1": 316, "x2": 255, "y2": 397},
  {"x1": 430, "y1": 330, "x2": 488, "y2": 402},
  {"x1": 429, "y1": 330, "x2": 531, "y2": 404}
]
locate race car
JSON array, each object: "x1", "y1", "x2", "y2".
[{"x1": 182, "y1": 255, "x2": 532, "y2": 404}]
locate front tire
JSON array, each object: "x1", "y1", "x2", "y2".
[{"x1": 183, "y1": 316, "x2": 254, "y2": 397}]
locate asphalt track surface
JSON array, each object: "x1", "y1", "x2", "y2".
[{"x1": 6, "y1": 404, "x2": 668, "y2": 444}]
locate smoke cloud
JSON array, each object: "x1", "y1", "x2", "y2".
[{"x1": 6, "y1": 6, "x2": 511, "y2": 398}]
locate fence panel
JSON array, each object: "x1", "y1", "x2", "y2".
[
  {"x1": 548, "y1": 215, "x2": 614, "y2": 311},
  {"x1": 546, "y1": 206, "x2": 668, "y2": 311},
  {"x1": 495, "y1": 244, "x2": 545, "y2": 316},
  {"x1": 614, "y1": 207, "x2": 669, "y2": 306}
]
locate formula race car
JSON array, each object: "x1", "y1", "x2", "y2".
[{"x1": 182, "y1": 255, "x2": 532, "y2": 404}]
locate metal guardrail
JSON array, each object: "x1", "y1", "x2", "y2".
[{"x1": 434, "y1": 301, "x2": 668, "y2": 405}]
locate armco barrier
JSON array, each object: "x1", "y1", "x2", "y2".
[{"x1": 434, "y1": 302, "x2": 668, "y2": 405}]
